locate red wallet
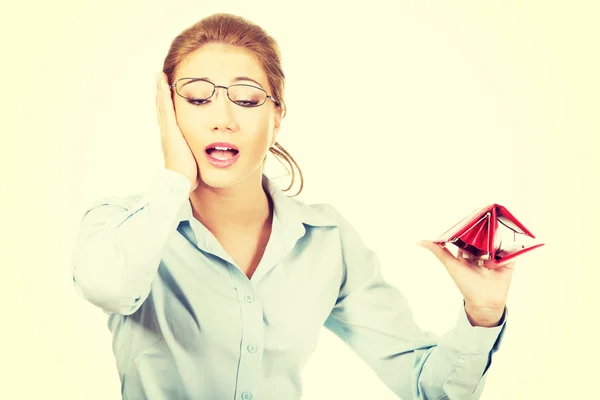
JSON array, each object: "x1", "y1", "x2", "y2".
[{"x1": 434, "y1": 204, "x2": 544, "y2": 266}]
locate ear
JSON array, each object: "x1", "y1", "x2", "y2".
[{"x1": 271, "y1": 107, "x2": 282, "y2": 146}]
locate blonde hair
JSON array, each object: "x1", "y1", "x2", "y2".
[{"x1": 162, "y1": 13, "x2": 303, "y2": 196}]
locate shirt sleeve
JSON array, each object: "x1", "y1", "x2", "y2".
[
  {"x1": 323, "y1": 209, "x2": 507, "y2": 400},
  {"x1": 70, "y1": 168, "x2": 192, "y2": 315}
]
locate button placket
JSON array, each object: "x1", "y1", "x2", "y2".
[
  {"x1": 247, "y1": 344, "x2": 258, "y2": 353},
  {"x1": 228, "y1": 272, "x2": 263, "y2": 400}
]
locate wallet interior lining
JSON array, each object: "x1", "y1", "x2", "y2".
[{"x1": 497, "y1": 216, "x2": 525, "y2": 235}]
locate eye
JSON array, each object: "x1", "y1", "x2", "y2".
[
  {"x1": 234, "y1": 100, "x2": 260, "y2": 107},
  {"x1": 187, "y1": 98, "x2": 209, "y2": 106}
]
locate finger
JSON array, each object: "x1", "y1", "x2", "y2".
[
  {"x1": 156, "y1": 73, "x2": 166, "y2": 116},
  {"x1": 157, "y1": 74, "x2": 166, "y2": 112},
  {"x1": 155, "y1": 73, "x2": 174, "y2": 138},
  {"x1": 483, "y1": 259, "x2": 516, "y2": 270},
  {"x1": 419, "y1": 240, "x2": 458, "y2": 266},
  {"x1": 456, "y1": 249, "x2": 477, "y2": 267},
  {"x1": 158, "y1": 75, "x2": 179, "y2": 131},
  {"x1": 155, "y1": 75, "x2": 164, "y2": 130},
  {"x1": 155, "y1": 72, "x2": 161, "y2": 91}
]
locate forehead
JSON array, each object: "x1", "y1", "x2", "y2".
[{"x1": 176, "y1": 43, "x2": 268, "y2": 86}]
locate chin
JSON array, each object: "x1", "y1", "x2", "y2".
[
  {"x1": 198, "y1": 171, "x2": 238, "y2": 190},
  {"x1": 198, "y1": 163, "x2": 262, "y2": 190}
]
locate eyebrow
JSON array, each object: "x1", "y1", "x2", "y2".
[
  {"x1": 180, "y1": 76, "x2": 264, "y2": 89},
  {"x1": 232, "y1": 76, "x2": 264, "y2": 88}
]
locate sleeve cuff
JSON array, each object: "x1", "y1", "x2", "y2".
[
  {"x1": 127, "y1": 168, "x2": 191, "y2": 210},
  {"x1": 151, "y1": 168, "x2": 193, "y2": 200},
  {"x1": 447, "y1": 303, "x2": 508, "y2": 355},
  {"x1": 108, "y1": 168, "x2": 193, "y2": 235}
]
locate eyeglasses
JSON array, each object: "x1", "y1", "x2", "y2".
[{"x1": 171, "y1": 78, "x2": 281, "y2": 108}]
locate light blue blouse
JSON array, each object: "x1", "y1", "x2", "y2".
[{"x1": 70, "y1": 168, "x2": 507, "y2": 400}]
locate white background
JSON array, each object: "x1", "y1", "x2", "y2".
[{"x1": 2, "y1": 0, "x2": 599, "y2": 399}]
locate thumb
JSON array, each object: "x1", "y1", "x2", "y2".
[
  {"x1": 419, "y1": 240, "x2": 454, "y2": 263},
  {"x1": 419, "y1": 240, "x2": 462, "y2": 273}
]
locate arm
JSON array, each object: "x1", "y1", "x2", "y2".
[
  {"x1": 324, "y1": 210, "x2": 507, "y2": 399},
  {"x1": 70, "y1": 168, "x2": 191, "y2": 315}
]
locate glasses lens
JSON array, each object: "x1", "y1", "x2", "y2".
[
  {"x1": 228, "y1": 85, "x2": 267, "y2": 107},
  {"x1": 176, "y1": 79, "x2": 214, "y2": 101}
]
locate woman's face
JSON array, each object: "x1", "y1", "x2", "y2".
[{"x1": 172, "y1": 43, "x2": 281, "y2": 190}]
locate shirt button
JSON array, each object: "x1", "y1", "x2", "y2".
[
  {"x1": 244, "y1": 293, "x2": 254, "y2": 303},
  {"x1": 247, "y1": 344, "x2": 258, "y2": 353},
  {"x1": 241, "y1": 392, "x2": 252, "y2": 400}
]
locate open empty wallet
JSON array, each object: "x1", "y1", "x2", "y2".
[{"x1": 434, "y1": 203, "x2": 544, "y2": 267}]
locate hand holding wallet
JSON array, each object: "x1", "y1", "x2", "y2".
[{"x1": 434, "y1": 203, "x2": 544, "y2": 268}]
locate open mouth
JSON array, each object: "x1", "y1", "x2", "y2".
[{"x1": 205, "y1": 146, "x2": 240, "y2": 160}]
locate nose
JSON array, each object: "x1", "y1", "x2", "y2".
[{"x1": 211, "y1": 86, "x2": 236, "y2": 132}]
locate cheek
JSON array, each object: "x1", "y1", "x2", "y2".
[
  {"x1": 172, "y1": 106, "x2": 206, "y2": 150},
  {"x1": 173, "y1": 106, "x2": 199, "y2": 137},
  {"x1": 172, "y1": 103, "x2": 275, "y2": 150},
  {"x1": 246, "y1": 115, "x2": 275, "y2": 148}
]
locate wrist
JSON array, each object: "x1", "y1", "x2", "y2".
[{"x1": 464, "y1": 301, "x2": 505, "y2": 327}]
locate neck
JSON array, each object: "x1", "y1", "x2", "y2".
[{"x1": 189, "y1": 171, "x2": 272, "y2": 233}]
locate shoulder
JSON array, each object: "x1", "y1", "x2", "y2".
[
  {"x1": 78, "y1": 192, "x2": 147, "y2": 222},
  {"x1": 283, "y1": 195, "x2": 345, "y2": 228},
  {"x1": 85, "y1": 193, "x2": 145, "y2": 212},
  {"x1": 292, "y1": 198, "x2": 365, "y2": 243},
  {"x1": 79, "y1": 169, "x2": 193, "y2": 221},
  {"x1": 305, "y1": 202, "x2": 342, "y2": 222}
]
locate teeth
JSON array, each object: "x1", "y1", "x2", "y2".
[{"x1": 214, "y1": 146, "x2": 232, "y2": 151}]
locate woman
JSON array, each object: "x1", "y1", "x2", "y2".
[{"x1": 71, "y1": 13, "x2": 512, "y2": 400}]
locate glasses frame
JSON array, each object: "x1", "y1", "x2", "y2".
[{"x1": 170, "y1": 78, "x2": 281, "y2": 108}]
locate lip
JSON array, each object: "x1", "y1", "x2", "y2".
[
  {"x1": 204, "y1": 142, "x2": 240, "y2": 168},
  {"x1": 204, "y1": 142, "x2": 239, "y2": 152}
]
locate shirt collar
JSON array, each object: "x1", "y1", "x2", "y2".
[
  {"x1": 174, "y1": 174, "x2": 338, "y2": 281},
  {"x1": 175, "y1": 174, "x2": 339, "y2": 229},
  {"x1": 261, "y1": 174, "x2": 338, "y2": 229}
]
